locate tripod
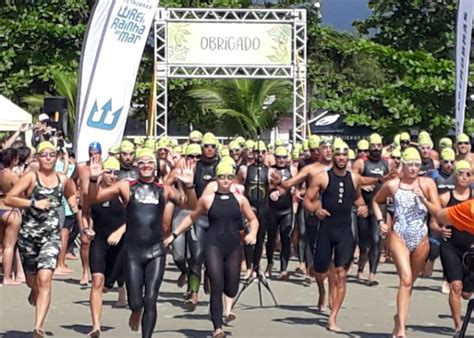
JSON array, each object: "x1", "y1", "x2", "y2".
[
  {"x1": 233, "y1": 264, "x2": 278, "y2": 307},
  {"x1": 460, "y1": 299, "x2": 474, "y2": 337},
  {"x1": 233, "y1": 128, "x2": 278, "y2": 308}
]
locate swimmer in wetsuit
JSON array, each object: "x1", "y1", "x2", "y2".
[
  {"x1": 434, "y1": 160, "x2": 473, "y2": 335},
  {"x1": 374, "y1": 147, "x2": 440, "y2": 338},
  {"x1": 267, "y1": 146, "x2": 297, "y2": 280},
  {"x1": 304, "y1": 138, "x2": 368, "y2": 332},
  {"x1": 165, "y1": 162, "x2": 258, "y2": 338},
  {"x1": 88, "y1": 148, "x2": 196, "y2": 338}
]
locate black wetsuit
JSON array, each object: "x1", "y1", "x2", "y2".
[
  {"x1": 297, "y1": 158, "x2": 320, "y2": 272},
  {"x1": 419, "y1": 158, "x2": 436, "y2": 177},
  {"x1": 440, "y1": 189, "x2": 474, "y2": 289},
  {"x1": 428, "y1": 169, "x2": 455, "y2": 261},
  {"x1": 244, "y1": 164, "x2": 270, "y2": 269},
  {"x1": 267, "y1": 165, "x2": 293, "y2": 272},
  {"x1": 434, "y1": 169, "x2": 455, "y2": 194},
  {"x1": 358, "y1": 158, "x2": 388, "y2": 276},
  {"x1": 205, "y1": 192, "x2": 243, "y2": 330},
  {"x1": 118, "y1": 166, "x2": 139, "y2": 181},
  {"x1": 186, "y1": 158, "x2": 218, "y2": 292},
  {"x1": 90, "y1": 196, "x2": 125, "y2": 288},
  {"x1": 314, "y1": 169, "x2": 356, "y2": 273},
  {"x1": 124, "y1": 180, "x2": 166, "y2": 338}
]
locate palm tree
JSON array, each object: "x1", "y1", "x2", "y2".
[
  {"x1": 188, "y1": 79, "x2": 291, "y2": 138},
  {"x1": 22, "y1": 69, "x2": 77, "y2": 135}
]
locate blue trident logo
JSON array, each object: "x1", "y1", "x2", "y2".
[{"x1": 86, "y1": 99, "x2": 123, "y2": 130}]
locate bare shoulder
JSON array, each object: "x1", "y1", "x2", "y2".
[
  {"x1": 419, "y1": 176, "x2": 436, "y2": 187},
  {"x1": 201, "y1": 193, "x2": 215, "y2": 209},
  {"x1": 439, "y1": 191, "x2": 450, "y2": 207}
]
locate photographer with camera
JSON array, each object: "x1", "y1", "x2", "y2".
[{"x1": 435, "y1": 160, "x2": 474, "y2": 336}]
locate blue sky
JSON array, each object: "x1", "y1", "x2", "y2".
[{"x1": 320, "y1": 0, "x2": 372, "y2": 32}]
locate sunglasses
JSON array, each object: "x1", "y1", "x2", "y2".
[
  {"x1": 203, "y1": 144, "x2": 216, "y2": 149},
  {"x1": 253, "y1": 150, "x2": 266, "y2": 154},
  {"x1": 137, "y1": 160, "x2": 155, "y2": 166},
  {"x1": 275, "y1": 155, "x2": 287, "y2": 159},
  {"x1": 334, "y1": 152, "x2": 348, "y2": 156},
  {"x1": 104, "y1": 169, "x2": 120, "y2": 176},
  {"x1": 187, "y1": 154, "x2": 201, "y2": 160},
  {"x1": 309, "y1": 148, "x2": 318, "y2": 152},
  {"x1": 458, "y1": 142, "x2": 470, "y2": 145},
  {"x1": 38, "y1": 152, "x2": 57, "y2": 158},
  {"x1": 443, "y1": 160, "x2": 455, "y2": 164},
  {"x1": 357, "y1": 149, "x2": 368, "y2": 153},
  {"x1": 120, "y1": 152, "x2": 134, "y2": 156},
  {"x1": 230, "y1": 149, "x2": 241, "y2": 153},
  {"x1": 400, "y1": 140, "x2": 410, "y2": 144},
  {"x1": 217, "y1": 174, "x2": 235, "y2": 180},
  {"x1": 391, "y1": 156, "x2": 401, "y2": 160},
  {"x1": 189, "y1": 140, "x2": 202, "y2": 144}
]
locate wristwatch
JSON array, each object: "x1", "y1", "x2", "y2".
[
  {"x1": 30, "y1": 199, "x2": 36, "y2": 208},
  {"x1": 377, "y1": 219, "x2": 384, "y2": 225},
  {"x1": 171, "y1": 232, "x2": 178, "y2": 241}
]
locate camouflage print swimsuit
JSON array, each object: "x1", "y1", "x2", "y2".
[{"x1": 18, "y1": 173, "x2": 63, "y2": 274}]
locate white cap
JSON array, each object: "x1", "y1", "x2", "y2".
[{"x1": 38, "y1": 113, "x2": 49, "y2": 122}]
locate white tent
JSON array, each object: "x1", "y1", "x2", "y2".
[{"x1": 0, "y1": 94, "x2": 33, "y2": 131}]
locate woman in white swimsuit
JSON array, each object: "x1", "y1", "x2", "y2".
[{"x1": 373, "y1": 147, "x2": 440, "y2": 338}]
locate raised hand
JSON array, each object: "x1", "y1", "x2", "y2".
[
  {"x1": 175, "y1": 161, "x2": 195, "y2": 187},
  {"x1": 89, "y1": 155, "x2": 103, "y2": 180}
]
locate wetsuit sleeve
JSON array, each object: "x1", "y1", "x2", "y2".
[{"x1": 447, "y1": 200, "x2": 474, "y2": 234}]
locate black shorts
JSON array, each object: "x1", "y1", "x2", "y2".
[
  {"x1": 440, "y1": 228, "x2": 474, "y2": 284},
  {"x1": 89, "y1": 236, "x2": 124, "y2": 276},
  {"x1": 62, "y1": 215, "x2": 76, "y2": 231},
  {"x1": 314, "y1": 224, "x2": 355, "y2": 273}
]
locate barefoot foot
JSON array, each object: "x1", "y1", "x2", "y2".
[
  {"x1": 129, "y1": 309, "x2": 143, "y2": 332},
  {"x1": 2, "y1": 278, "x2": 22, "y2": 286}
]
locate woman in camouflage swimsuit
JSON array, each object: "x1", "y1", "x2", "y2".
[{"x1": 5, "y1": 141, "x2": 79, "y2": 338}]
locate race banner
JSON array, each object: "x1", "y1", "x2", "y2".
[
  {"x1": 455, "y1": 0, "x2": 474, "y2": 135},
  {"x1": 75, "y1": 0, "x2": 158, "y2": 162},
  {"x1": 167, "y1": 22, "x2": 292, "y2": 66}
]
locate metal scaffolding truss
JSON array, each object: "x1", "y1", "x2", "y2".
[{"x1": 154, "y1": 7, "x2": 307, "y2": 142}]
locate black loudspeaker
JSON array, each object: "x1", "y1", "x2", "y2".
[{"x1": 43, "y1": 96, "x2": 68, "y2": 135}]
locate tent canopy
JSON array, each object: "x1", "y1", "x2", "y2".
[
  {"x1": 0, "y1": 95, "x2": 32, "y2": 131},
  {"x1": 309, "y1": 109, "x2": 372, "y2": 147}
]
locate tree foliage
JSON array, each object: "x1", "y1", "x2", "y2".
[
  {"x1": 1, "y1": 0, "x2": 472, "y2": 138},
  {"x1": 308, "y1": 26, "x2": 463, "y2": 138},
  {"x1": 188, "y1": 79, "x2": 291, "y2": 138},
  {"x1": 0, "y1": 1, "x2": 90, "y2": 101},
  {"x1": 354, "y1": 0, "x2": 457, "y2": 59}
]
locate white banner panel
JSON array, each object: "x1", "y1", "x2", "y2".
[
  {"x1": 167, "y1": 22, "x2": 292, "y2": 65},
  {"x1": 75, "y1": 0, "x2": 158, "y2": 162},
  {"x1": 455, "y1": 0, "x2": 474, "y2": 135}
]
